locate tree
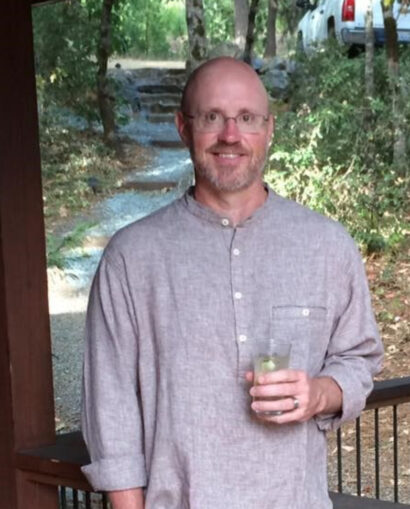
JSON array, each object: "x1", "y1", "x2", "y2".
[
  {"x1": 32, "y1": 1, "x2": 99, "y2": 124},
  {"x1": 185, "y1": 0, "x2": 208, "y2": 71},
  {"x1": 278, "y1": 0, "x2": 301, "y2": 37},
  {"x1": 265, "y1": 0, "x2": 278, "y2": 57},
  {"x1": 364, "y1": 0, "x2": 375, "y2": 161},
  {"x1": 380, "y1": 0, "x2": 406, "y2": 170},
  {"x1": 243, "y1": 0, "x2": 260, "y2": 64},
  {"x1": 234, "y1": 0, "x2": 249, "y2": 51},
  {"x1": 97, "y1": 0, "x2": 117, "y2": 146},
  {"x1": 365, "y1": 0, "x2": 374, "y2": 103}
]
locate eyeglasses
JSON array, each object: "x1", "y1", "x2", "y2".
[{"x1": 183, "y1": 111, "x2": 269, "y2": 133}]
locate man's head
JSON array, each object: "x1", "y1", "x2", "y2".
[{"x1": 176, "y1": 57, "x2": 274, "y2": 195}]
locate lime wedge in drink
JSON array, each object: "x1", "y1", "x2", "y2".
[{"x1": 261, "y1": 357, "x2": 276, "y2": 372}]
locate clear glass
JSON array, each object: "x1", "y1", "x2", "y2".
[{"x1": 252, "y1": 340, "x2": 292, "y2": 416}]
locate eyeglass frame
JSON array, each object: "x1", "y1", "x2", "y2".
[{"x1": 182, "y1": 110, "x2": 271, "y2": 133}]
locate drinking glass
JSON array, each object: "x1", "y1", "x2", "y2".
[{"x1": 252, "y1": 339, "x2": 291, "y2": 416}]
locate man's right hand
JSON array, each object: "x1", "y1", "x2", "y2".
[{"x1": 109, "y1": 488, "x2": 144, "y2": 509}]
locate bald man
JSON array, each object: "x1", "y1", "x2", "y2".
[{"x1": 82, "y1": 57, "x2": 383, "y2": 509}]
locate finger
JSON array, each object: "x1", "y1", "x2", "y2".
[
  {"x1": 245, "y1": 371, "x2": 254, "y2": 382},
  {"x1": 257, "y1": 369, "x2": 304, "y2": 385},
  {"x1": 251, "y1": 396, "x2": 297, "y2": 414},
  {"x1": 251, "y1": 382, "x2": 298, "y2": 399}
]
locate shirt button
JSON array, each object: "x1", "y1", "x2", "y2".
[
  {"x1": 232, "y1": 248, "x2": 240, "y2": 256},
  {"x1": 234, "y1": 291, "x2": 242, "y2": 300},
  {"x1": 302, "y1": 308, "x2": 310, "y2": 317},
  {"x1": 221, "y1": 218, "x2": 230, "y2": 226},
  {"x1": 238, "y1": 334, "x2": 247, "y2": 343}
]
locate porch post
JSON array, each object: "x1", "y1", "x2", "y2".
[{"x1": 0, "y1": 0, "x2": 57, "y2": 508}]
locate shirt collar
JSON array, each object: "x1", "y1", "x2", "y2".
[{"x1": 181, "y1": 184, "x2": 277, "y2": 228}]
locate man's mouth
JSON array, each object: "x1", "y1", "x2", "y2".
[{"x1": 216, "y1": 153, "x2": 243, "y2": 159}]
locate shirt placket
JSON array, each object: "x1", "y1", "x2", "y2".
[{"x1": 225, "y1": 224, "x2": 251, "y2": 380}]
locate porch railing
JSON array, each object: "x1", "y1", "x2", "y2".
[{"x1": 15, "y1": 376, "x2": 410, "y2": 509}]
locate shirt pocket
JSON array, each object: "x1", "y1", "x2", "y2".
[{"x1": 271, "y1": 305, "x2": 328, "y2": 375}]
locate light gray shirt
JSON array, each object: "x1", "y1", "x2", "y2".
[{"x1": 81, "y1": 187, "x2": 383, "y2": 509}]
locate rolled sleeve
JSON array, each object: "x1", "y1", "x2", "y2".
[
  {"x1": 315, "y1": 242, "x2": 384, "y2": 432},
  {"x1": 81, "y1": 455, "x2": 147, "y2": 492},
  {"x1": 81, "y1": 250, "x2": 147, "y2": 491}
]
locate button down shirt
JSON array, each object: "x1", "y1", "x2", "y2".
[{"x1": 81, "y1": 187, "x2": 383, "y2": 509}]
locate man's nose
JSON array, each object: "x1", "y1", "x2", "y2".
[{"x1": 217, "y1": 117, "x2": 241, "y2": 143}]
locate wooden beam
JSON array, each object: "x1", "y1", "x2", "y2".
[{"x1": 0, "y1": 0, "x2": 57, "y2": 508}]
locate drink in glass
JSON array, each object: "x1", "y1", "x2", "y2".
[{"x1": 252, "y1": 340, "x2": 291, "y2": 416}]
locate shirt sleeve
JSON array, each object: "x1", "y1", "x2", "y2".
[
  {"x1": 81, "y1": 251, "x2": 147, "y2": 492},
  {"x1": 315, "y1": 240, "x2": 384, "y2": 432}
]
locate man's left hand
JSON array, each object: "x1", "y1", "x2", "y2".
[{"x1": 246, "y1": 370, "x2": 342, "y2": 424}]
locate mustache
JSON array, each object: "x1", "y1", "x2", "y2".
[{"x1": 207, "y1": 143, "x2": 249, "y2": 155}]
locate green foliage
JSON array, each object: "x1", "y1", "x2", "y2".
[
  {"x1": 40, "y1": 118, "x2": 120, "y2": 227},
  {"x1": 116, "y1": 0, "x2": 187, "y2": 57},
  {"x1": 204, "y1": 0, "x2": 234, "y2": 47},
  {"x1": 32, "y1": 0, "x2": 101, "y2": 123},
  {"x1": 47, "y1": 222, "x2": 95, "y2": 269},
  {"x1": 265, "y1": 45, "x2": 410, "y2": 254}
]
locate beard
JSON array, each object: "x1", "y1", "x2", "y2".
[{"x1": 192, "y1": 142, "x2": 269, "y2": 193}]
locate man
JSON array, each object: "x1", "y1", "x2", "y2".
[{"x1": 81, "y1": 57, "x2": 383, "y2": 509}]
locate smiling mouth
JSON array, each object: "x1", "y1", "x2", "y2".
[{"x1": 216, "y1": 153, "x2": 243, "y2": 158}]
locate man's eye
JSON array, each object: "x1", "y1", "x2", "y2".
[
  {"x1": 204, "y1": 112, "x2": 219, "y2": 123},
  {"x1": 240, "y1": 113, "x2": 254, "y2": 124}
]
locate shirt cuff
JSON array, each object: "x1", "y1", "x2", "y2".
[
  {"x1": 81, "y1": 455, "x2": 147, "y2": 492},
  {"x1": 314, "y1": 364, "x2": 371, "y2": 432}
]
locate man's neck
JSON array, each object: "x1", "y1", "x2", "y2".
[{"x1": 193, "y1": 180, "x2": 268, "y2": 226}]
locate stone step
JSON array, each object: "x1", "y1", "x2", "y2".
[
  {"x1": 137, "y1": 84, "x2": 182, "y2": 95},
  {"x1": 146, "y1": 113, "x2": 176, "y2": 124},
  {"x1": 139, "y1": 92, "x2": 181, "y2": 105},
  {"x1": 151, "y1": 139, "x2": 185, "y2": 149},
  {"x1": 144, "y1": 102, "x2": 179, "y2": 114}
]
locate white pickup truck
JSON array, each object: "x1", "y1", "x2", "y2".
[{"x1": 296, "y1": 0, "x2": 410, "y2": 52}]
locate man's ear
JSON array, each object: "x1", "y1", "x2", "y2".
[{"x1": 175, "y1": 111, "x2": 191, "y2": 147}]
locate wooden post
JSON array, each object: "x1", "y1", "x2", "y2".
[{"x1": 0, "y1": 0, "x2": 57, "y2": 508}]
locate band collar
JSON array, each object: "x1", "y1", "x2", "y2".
[{"x1": 181, "y1": 184, "x2": 276, "y2": 228}]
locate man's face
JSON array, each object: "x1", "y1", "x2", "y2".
[{"x1": 177, "y1": 62, "x2": 274, "y2": 194}]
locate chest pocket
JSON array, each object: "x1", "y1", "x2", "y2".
[{"x1": 271, "y1": 305, "x2": 328, "y2": 375}]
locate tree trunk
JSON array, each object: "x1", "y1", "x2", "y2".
[
  {"x1": 364, "y1": 0, "x2": 375, "y2": 161},
  {"x1": 234, "y1": 0, "x2": 249, "y2": 51},
  {"x1": 243, "y1": 0, "x2": 260, "y2": 64},
  {"x1": 279, "y1": 0, "x2": 300, "y2": 37},
  {"x1": 365, "y1": 0, "x2": 374, "y2": 99},
  {"x1": 265, "y1": 0, "x2": 278, "y2": 58},
  {"x1": 97, "y1": 0, "x2": 116, "y2": 147},
  {"x1": 185, "y1": 0, "x2": 208, "y2": 72},
  {"x1": 381, "y1": 0, "x2": 406, "y2": 171}
]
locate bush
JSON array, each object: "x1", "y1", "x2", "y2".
[
  {"x1": 265, "y1": 45, "x2": 410, "y2": 254},
  {"x1": 32, "y1": 0, "x2": 100, "y2": 124}
]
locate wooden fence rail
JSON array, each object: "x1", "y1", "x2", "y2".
[{"x1": 14, "y1": 376, "x2": 410, "y2": 509}]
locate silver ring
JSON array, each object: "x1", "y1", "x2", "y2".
[{"x1": 293, "y1": 397, "x2": 300, "y2": 410}]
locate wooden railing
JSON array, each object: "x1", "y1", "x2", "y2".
[{"x1": 15, "y1": 376, "x2": 410, "y2": 509}]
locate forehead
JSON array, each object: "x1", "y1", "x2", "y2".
[{"x1": 187, "y1": 63, "x2": 268, "y2": 114}]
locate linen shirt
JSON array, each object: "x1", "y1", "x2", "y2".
[{"x1": 81, "y1": 187, "x2": 383, "y2": 509}]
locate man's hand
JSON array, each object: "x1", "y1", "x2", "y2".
[
  {"x1": 109, "y1": 488, "x2": 144, "y2": 509},
  {"x1": 246, "y1": 370, "x2": 342, "y2": 424}
]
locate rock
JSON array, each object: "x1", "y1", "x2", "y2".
[
  {"x1": 260, "y1": 56, "x2": 288, "y2": 73},
  {"x1": 208, "y1": 42, "x2": 242, "y2": 59},
  {"x1": 87, "y1": 176, "x2": 102, "y2": 194},
  {"x1": 259, "y1": 57, "x2": 297, "y2": 100},
  {"x1": 261, "y1": 68, "x2": 290, "y2": 100}
]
